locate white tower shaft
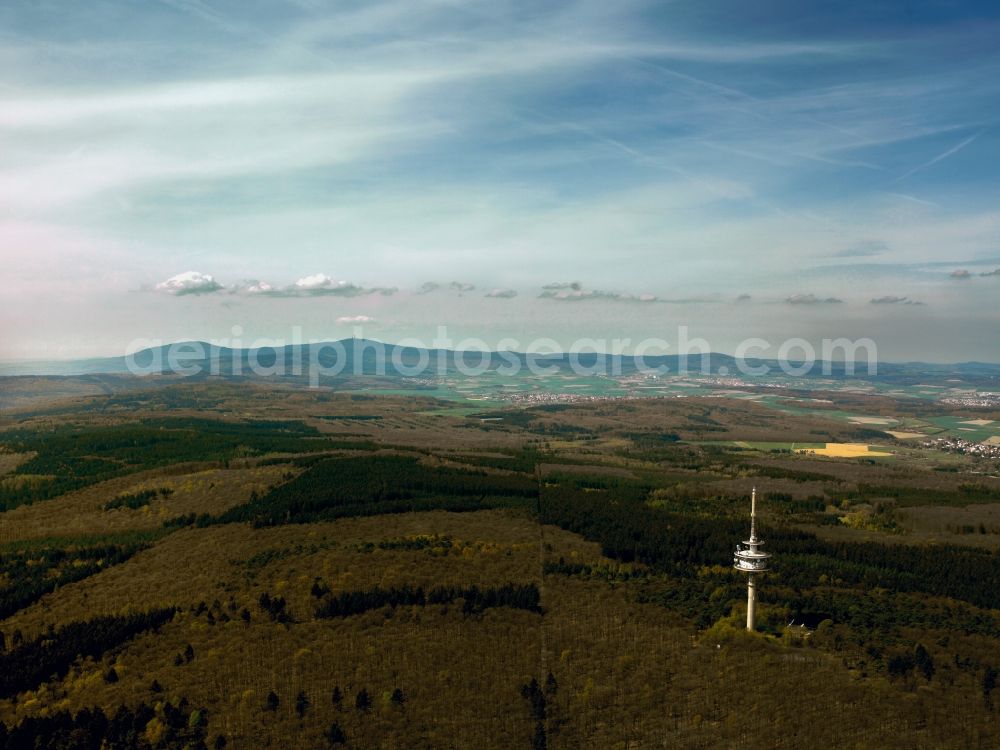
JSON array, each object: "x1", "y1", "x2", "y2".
[
  {"x1": 732, "y1": 487, "x2": 768, "y2": 631},
  {"x1": 747, "y1": 487, "x2": 757, "y2": 630}
]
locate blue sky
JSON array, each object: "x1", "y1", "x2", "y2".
[{"x1": 1, "y1": 0, "x2": 999, "y2": 361}]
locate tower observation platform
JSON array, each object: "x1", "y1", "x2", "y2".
[{"x1": 734, "y1": 488, "x2": 770, "y2": 631}]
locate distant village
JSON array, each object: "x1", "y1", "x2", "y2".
[
  {"x1": 941, "y1": 392, "x2": 1000, "y2": 408},
  {"x1": 924, "y1": 436, "x2": 1000, "y2": 459},
  {"x1": 496, "y1": 391, "x2": 624, "y2": 406}
]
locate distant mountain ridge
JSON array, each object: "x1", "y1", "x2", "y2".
[{"x1": 2, "y1": 339, "x2": 1000, "y2": 388}]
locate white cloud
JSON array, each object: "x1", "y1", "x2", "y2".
[
  {"x1": 292, "y1": 273, "x2": 367, "y2": 296},
  {"x1": 539, "y1": 283, "x2": 658, "y2": 302},
  {"x1": 617, "y1": 292, "x2": 658, "y2": 302},
  {"x1": 870, "y1": 295, "x2": 924, "y2": 305},
  {"x1": 485, "y1": 288, "x2": 518, "y2": 298},
  {"x1": 235, "y1": 280, "x2": 275, "y2": 294},
  {"x1": 295, "y1": 273, "x2": 337, "y2": 290},
  {"x1": 155, "y1": 271, "x2": 222, "y2": 295},
  {"x1": 418, "y1": 281, "x2": 477, "y2": 294},
  {"x1": 336, "y1": 315, "x2": 376, "y2": 324},
  {"x1": 539, "y1": 287, "x2": 602, "y2": 300},
  {"x1": 785, "y1": 293, "x2": 843, "y2": 305},
  {"x1": 152, "y1": 272, "x2": 395, "y2": 298}
]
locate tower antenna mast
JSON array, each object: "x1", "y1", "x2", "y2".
[{"x1": 734, "y1": 488, "x2": 771, "y2": 631}]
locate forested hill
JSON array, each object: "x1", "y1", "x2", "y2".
[{"x1": 1, "y1": 388, "x2": 999, "y2": 747}]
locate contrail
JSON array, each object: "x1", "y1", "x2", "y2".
[
  {"x1": 887, "y1": 192, "x2": 941, "y2": 209},
  {"x1": 897, "y1": 130, "x2": 984, "y2": 181}
]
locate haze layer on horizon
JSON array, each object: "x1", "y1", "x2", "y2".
[{"x1": 1, "y1": 0, "x2": 999, "y2": 363}]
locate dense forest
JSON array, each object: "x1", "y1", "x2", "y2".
[
  {"x1": 0, "y1": 541, "x2": 150, "y2": 621},
  {"x1": 0, "y1": 419, "x2": 373, "y2": 509},
  {"x1": 216, "y1": 454, "x2": 539, "y2": 526},
  {"x1": 0, "y1": 700, "x2": 211, "y2": 750},
  {"x1": 539, "y1": 483, "x2": 1000, "y2": 610},
  {"x1": 314, "y1": 583, "x2": 542, "y2": 618},
  {"x1": 104, "y1": 487, "x2": 173, "y2": 511},
  {"x1": 538, "y1": 476, "x2": 1000, "y2": 702},
  {"x1": 2, "y1": 388, "x2": 1000, "y2": 747},
  {"x1": 0, "y1": 609, "x2": 176, "y2": 699}
]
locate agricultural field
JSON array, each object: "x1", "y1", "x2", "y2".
[
  {"x1": 924, "y1": 416, "x2": 1000, "y2": 443},
  {"x1": 796, "y1": 443, "x2": 894, "y2": 458},
  {"x1": 0, "y1": 380, "x2": 999, "y2": 747}
]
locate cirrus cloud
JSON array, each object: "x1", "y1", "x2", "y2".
[{"x1": 829, "y1": 240, "x2": 888, "y2": 259}]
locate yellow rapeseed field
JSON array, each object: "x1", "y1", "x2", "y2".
[{"x1": 798, "y1": 443, "x2": 892, "y2": 458}]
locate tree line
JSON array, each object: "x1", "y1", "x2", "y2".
[
  {"x1": 104, "y1": 487, "x2": 173, "y2": 511},
  {"x1": 0, "y1": 699, "x2": 211, "y2": 750}
]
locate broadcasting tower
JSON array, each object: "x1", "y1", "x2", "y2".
[{"x1": 733, "y1": 488, "x2": 770, "y2": 631}]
